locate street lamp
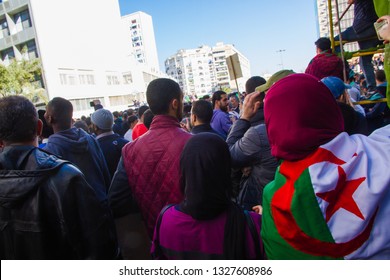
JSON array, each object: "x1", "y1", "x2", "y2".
[{"x1": 276, "y1": 49, "x2": 286, "y2": 69}]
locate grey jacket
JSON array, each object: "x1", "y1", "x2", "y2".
[{"x1": 226, "y1": 119, "x2": 278, "y2": 209}]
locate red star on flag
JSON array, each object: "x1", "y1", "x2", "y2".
[{"x1": 316, "y1": 166, "x2": 366, "y2": 222}]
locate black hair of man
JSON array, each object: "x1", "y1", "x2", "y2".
[
  {"x1": 315, "y1": 37, "x2": 331, "y2": 52},
  {"x1": 127, "y1": 115, "x2": 138, "y2": 126},
  {"x1": 375, "y1": 69, "x2": 386, "y2": 83},
  {"x1": 192, "y1": 100, "x2": 213, "y2": 124},
  {"x1": 143, "y1": 109, "x2": 155, "y2": 129},
  {"x1": 46, "y1": 97, "x2": 73, "y2": 131},
  {"x1": 138, "y1": 105, "x2": 149, "y2": 118},
  {"x1": 112, "y1": 111, "x2": 120, "y2": 118},
  {"x1": 85, "y1": 116, "x2": 91, "y2": 126},
  {"x1": 146, "y1": 78, "x2": 182, "y2": 115},
  {"x1": 0, "y1": 95, "x2": 38, "y2": 143},
  {"x1": 202, "y1": 94, "x2": 210, "y2": 100},
  {"x1": 212, "y1": 90, "x2": 227, "y2": 108},
  {"x1": 228, "y1": 92, "x2": 239, "y2": 102},
  {"x1": 127, "y1": 108, "x2": 135, "y2": 116},
  {"x1": 183, "y1": 103, "x2": 192, "y2": 118},
  {"x1": 245, "y1": 76, "x2": 266, "y2": 93},
  {"x1": 73, "y1": 120, "x2": 89, "y2": 133},
  {"x1": 38, "y1": 109, "x2": 54, "y2": 139}
]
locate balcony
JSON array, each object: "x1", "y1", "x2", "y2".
[
  {"x1": 10, "y1": 25, "x2": 34, "y2": 45},
  {"x1": 2, "y1": 0, "x2": 29, "y2": 13},
  {"x1": 0, "y1": 33, "x2": 12, "y2": 50}
]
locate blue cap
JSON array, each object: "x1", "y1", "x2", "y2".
[{"x1": 321, "y1": 76, "x2": 351, "y2": 99}]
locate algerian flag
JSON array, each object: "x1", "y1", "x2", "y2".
[{"x1": 261, "y1": 125, "x2": 390, "y2": 260}]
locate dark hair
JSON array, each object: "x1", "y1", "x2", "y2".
[
  {"x1": 228, "y1": 92, "x2": 239, "y2": 102},
  {"x1": 192, "y1": 100, "x2": 213, "y2": 124},
  {"x1": 85, "y1": 116, "x2": 91, "y2": 126},
  {"x1": 73, "y1": 120, "x2": 89, "y2": 133},
  {"x1": 146, "y1": 78, "x2": 182, "y2": 115},
  {"x1": 212, "y1": 90, "x2": 227, "y2": 108},
  {"x1": 375, "y1": 70, "x2": 386, "y2": 83},
  {"x1": 245, "y1": 76, "x2": 266, "y2": 93},
  {"x1": 0, "y1": 96, "x2": 38, "y2": 143},
  {"x1": 143, "y1": 109, "x2": 155, "y2": 129},
  {"x1": 138, "y1": 105, "x2": 149, "y2": 118},
  {"x1": 127, "y1": 108, "x2": 135, "y2": 115},
  {"x1": 112, "y1": 111, "x2": 120, "y2": 118},
  {"x1": 315, "y1": 37, "x2": 331, "y2": 51},
  {"x1": 127, "y1": 115, "x2": 138, "y2": 125},
  {"x1": 38, "y1": 109, "x2": 54, "y2": 139},
  {"x1": 183, "y1": 104, "x2": 192, "y2": 118},
  {"x1": 47, "y1": 97, "x2": 73, "y2": 130},
  {"x1": 201, "y1": 95, "x2": 210, "y2": 100}
]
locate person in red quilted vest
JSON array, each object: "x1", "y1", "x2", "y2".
[{"x1": 108, "y1": 78, "x2": 192, "y2": 258}]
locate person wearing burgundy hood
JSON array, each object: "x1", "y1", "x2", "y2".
[
  {"x1": 261, "y1": 74, "x2": 390, "y2": 260},
  {"x1": 109, "y1": 78, "x2": 191, "y2": 258}
]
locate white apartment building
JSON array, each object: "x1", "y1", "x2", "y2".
[
  {"x1": 122, "y1": 11, "x2": 160, "y2": 72},
  {"x1": 316, "y1": 0, "x2": 358, "y2": 52},
  {"x1": 165, "y1": 43, "x2": 251, "y2": 97},
  {"x1": 213, "y1": 42, "x2": 251, "y2": 92},
  {"x1": 121, "y1": 11, "x2": 166, "y2": 102},
  {"x1": 0, "y1": 0, "x2": 146, "y2": 117}
]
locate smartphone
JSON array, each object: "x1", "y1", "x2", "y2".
[{"x1": 374, "y1": 20, "x2": 388, "y2": 41}]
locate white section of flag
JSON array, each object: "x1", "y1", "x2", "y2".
[{"x1": 308, "y1": 125, "x2": 390, "y2": 259}]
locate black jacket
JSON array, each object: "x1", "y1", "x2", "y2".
[
  {"x1": 227, "y1": 120, "x2": 278, "y2": 209},
  {"x1": 0, "y1": 146, "x2": 118, "y2": 259},
  {"x1": 96, "y1": 133, "x2": 129, "y2": 178}
]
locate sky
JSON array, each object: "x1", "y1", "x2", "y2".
[{"x1": 118, "y1": 0, "x2": 319, "y2": 76}]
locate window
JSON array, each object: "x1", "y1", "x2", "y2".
[
  {"x1": 69, "y1": 97, "x2": 105, "y2": 112},
  {"x1": 106, "y1": 75, "x2": 120, "y2": 85},
  {"x1": 1, "y1": 47, "x2": 15, "y2": 64},
  {"x1": 0, "y1": 18, "x2": 10, "y2": 38},
  {"x1": 59, "y1": 73, "x2": 77, "y2": 86},
  {"x1": 20, "y1": 40, "x2": 38, "y2": 60},
  {"x1": 87, "y1": 75, "x2": 95, "y2": 85},
  {"x1": 109, "y1": 94, "x2": 132, "y2": 107},
  {"x1": 60, "y1": 74, "x2": 67, "y2": 85},
  {"x1": 79, "y1": 73, "x2": 95, "y2": 85},
  {"x1": 123, "y1": 73, "x2": 133, "y2": 84},
  {"x1": 68, "y1": 75, "x2": 76, "y2": 85},
  {"x1": 13, "y1": 10, "x2": 32, "y2": 33}
]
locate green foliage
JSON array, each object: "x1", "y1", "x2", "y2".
[{"x1": 0, "y1": 58, "x2": 47, "y2": 103}]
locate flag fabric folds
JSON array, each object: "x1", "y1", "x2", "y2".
[{"x1": 261, "y1": 126, "x2": 390, "y2": 260}]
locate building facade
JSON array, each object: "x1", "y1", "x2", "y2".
[
  {"x1": 165, "y1": 42, "x2": 251, "y2": 98},
  {"x1": 122, "y1": 11, "x2": 159, "y2": 73},
  {"x1": 121, "y1": 11, "x2": 167, "y2": 103},
  {"x1": 316, "y1": 0, "x2": 358, "y2": 52},
  {"x1": 0, "y1": 0, "x2": 150, "y2": 117}
]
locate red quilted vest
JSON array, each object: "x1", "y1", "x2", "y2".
[{"x1": 122, "y1": 115, "x2": 192, "y2": 237}]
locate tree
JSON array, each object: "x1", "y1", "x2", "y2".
[{"x1": 0, "y1": 58, "x2": 47, "y2": 103}]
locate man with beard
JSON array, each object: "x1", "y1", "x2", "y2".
[
  {"x1": 211, "y1": 90, "x2": 232, "y2": 139},
  {"x1": 109, "y1": 78, "x2": 192, "y2": 250}
]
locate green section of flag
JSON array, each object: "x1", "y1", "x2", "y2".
[{"x1": 261, "y1": 167, "x2": 340, "y2": 259}]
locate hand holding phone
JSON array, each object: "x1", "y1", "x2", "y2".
[{"x1": 375, "y1": 16, "x2": 390, "y2": 42}]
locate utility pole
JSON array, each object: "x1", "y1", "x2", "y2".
[{"x1": 276, "y1": 49, "x2": 286, "y2": 69}]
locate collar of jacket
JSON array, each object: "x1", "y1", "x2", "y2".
[{"x1": 149, "y1": 115, "x2": 180, "y2": 129}]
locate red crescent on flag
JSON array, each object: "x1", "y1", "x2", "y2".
[{"x1": 271, "y1": 148, "x2": 376, "y2": 258}]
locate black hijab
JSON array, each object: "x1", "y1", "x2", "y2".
[{"x1": 179, "y1": 133, "x2": 246, "y2": 259}]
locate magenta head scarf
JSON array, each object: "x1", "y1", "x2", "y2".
[{"x1": 264, "y1": 73, "x2": 344, "y2": 161}]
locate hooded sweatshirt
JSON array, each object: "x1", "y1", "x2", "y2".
[{"x1": 44, "y1": 127, "x2": 110, "y2": 202}]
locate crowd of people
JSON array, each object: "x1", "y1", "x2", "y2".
[{"x1": 1, "y1": 0, "x2": 390, "y2": 260}]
